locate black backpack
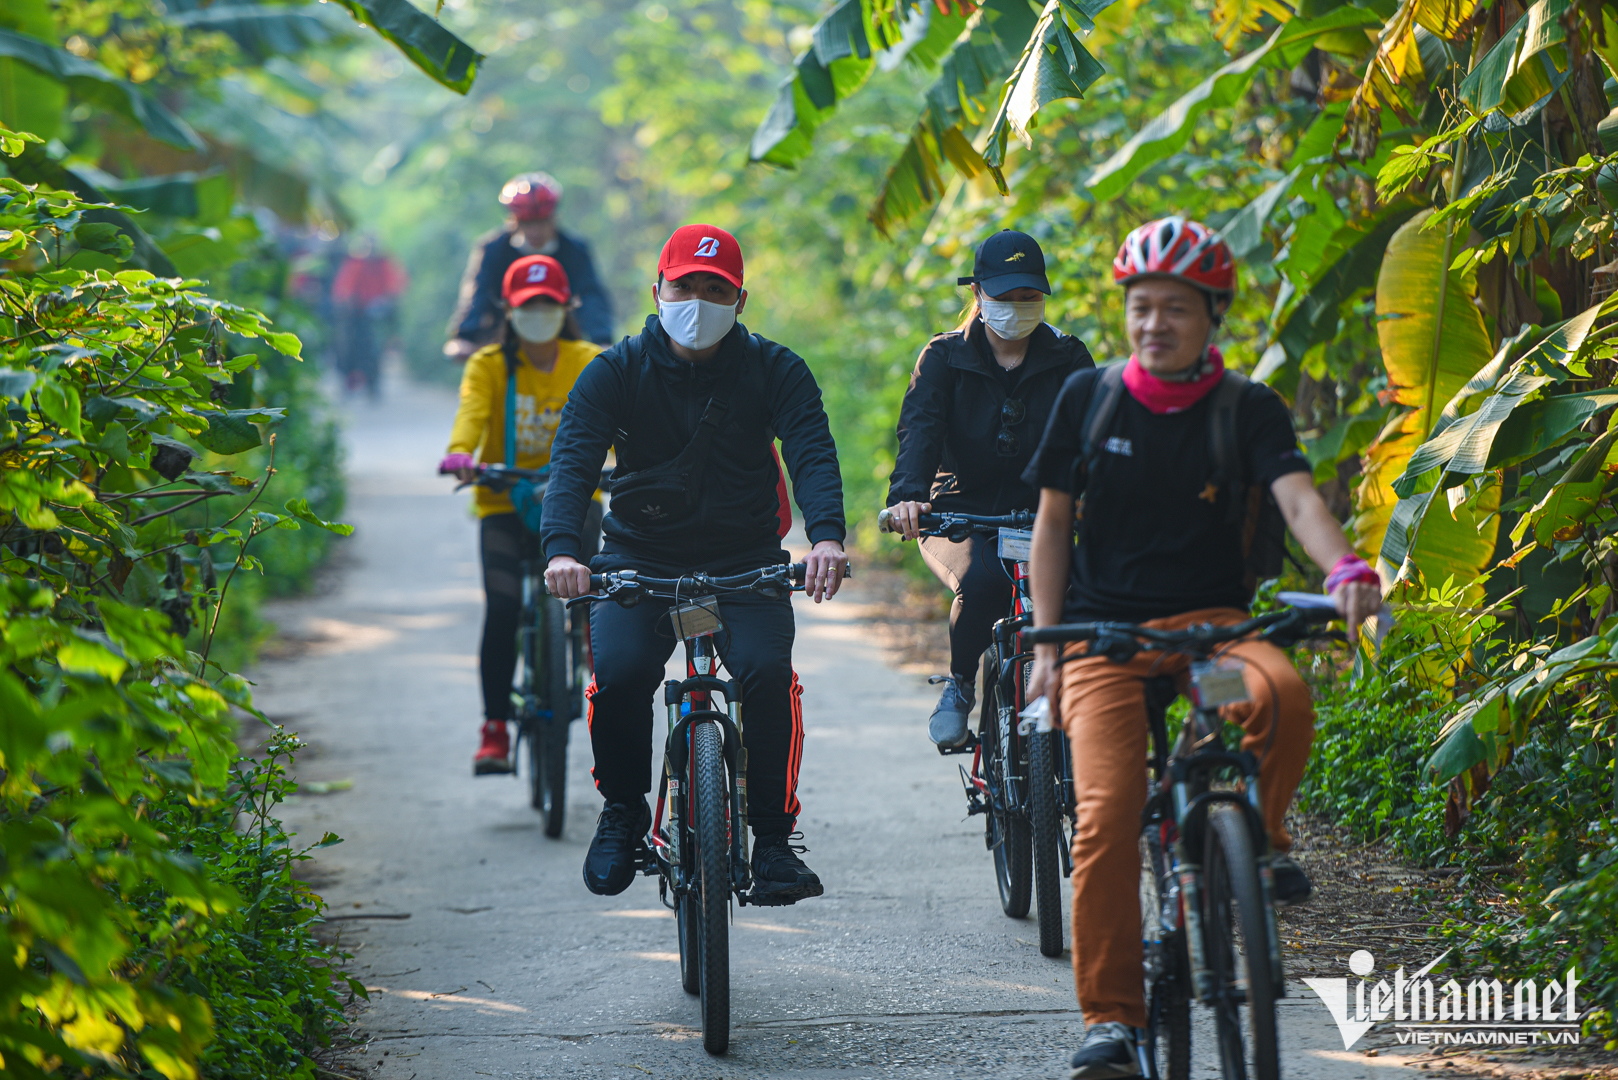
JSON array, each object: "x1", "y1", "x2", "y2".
[{"x1": 1076, "y1": 364, "x2": 1293, "y2": 601}]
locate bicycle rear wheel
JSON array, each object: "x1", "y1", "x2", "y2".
[
  {"x1": 535, "y1": 596, "x2": 571, "y2": 837},
  {"x1": 981, "y1": 665, "x2": 1031, "y2": 919},
  {"x1": 1140, "y1": 832, "x2": 1191, "y2": 1080},
  {"x1": 1204, "y1": 804, "x2": 1278, "y2": 1080},
  {"x1": 692, "y1": 721, "x2": 731, "y2": 1055},
  {"x1": 1028, "y1": 727, "x2": 1064, "y2": 956},
  {"x1": 677, "y1": 869, "x2": 701, "y2": 995}
]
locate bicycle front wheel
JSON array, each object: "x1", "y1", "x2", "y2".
[
  {"x1": 981, "y1": 665, "x2": 1031, "y2": 919},
  {"x1": 1140, "y1": 831, "x2": 1191, "y2": 1080},
  {"x1": 692, "y1": 721, "x2": 731, "y2": 1055},
  {"x1": 1028, "y1": 728, "x2": 1065, "y2": 956},
  {"x1": 536, "y1": 596, "x2": 571, "y2": 837},
  {"x1": 1204, "y1": 804, "x2": 1279, "y2": 1080}
]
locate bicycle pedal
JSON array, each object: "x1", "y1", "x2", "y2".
[{"x1": 935, "y1": 732, "x2": 978, "y2": 756}]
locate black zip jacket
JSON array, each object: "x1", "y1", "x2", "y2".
[
  {"x1": 447, "y1": 227, "x2": 615, "y2": 346},
  {"x1": 886, "y1": 320, "x2": 1094, "y2": 515},
  {"x1": 542, "y1": 315, "x2": 846, "y2": 564}
]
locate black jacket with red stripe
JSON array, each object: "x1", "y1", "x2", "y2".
[{"x1": 541, "y1": 315, "x2": 846, "y2": 565}]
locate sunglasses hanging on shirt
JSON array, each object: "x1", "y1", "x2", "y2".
[{"x1": 997, "y1": 397, "x2": 1026, "y2": 457}]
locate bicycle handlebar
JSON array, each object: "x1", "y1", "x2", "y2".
[
  {"x1": 1023, "y1": 602, "x2": 1341, "y2": 659},
  {"x1": 565, "y1": 560, "x2": 853, "y2": 610},
  {"x1": 438, "y1": 462, "x2": 614, "y2": 493},
  {"x1": 877, "y1": 507, "x2": 1034, "y2": 538}
]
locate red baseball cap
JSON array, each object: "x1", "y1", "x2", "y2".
[
  {"x1": 658, "y1": 224, "x2": 744, "y2": 289},
  {"x1": 503, "y1": 255, "x2": 571, "y2": 306}
]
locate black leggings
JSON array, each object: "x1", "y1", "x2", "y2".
[
  {"x1": 918, "y1": 532, "x2": 1015, "y2": 684},
  {"x1": 479, "y1": 504, "x2": 601, "y2": 720}
]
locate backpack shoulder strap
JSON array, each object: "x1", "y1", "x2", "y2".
[
  {"x1": 614, "y1": 335, "x2": 647, "y2": 446},
  {"x1": 1207, "y1": 370, "x2": 1249, "y2": 524},
  {"x1": 1080, "y1": 364, "x2": 1126, "y2": 464}
]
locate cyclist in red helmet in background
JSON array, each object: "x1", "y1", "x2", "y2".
[
  {"x1": 1021, "y1": 217, "x2": 1382, "y2": 1078},
  {"x1": 444, "y1": 171, "x2": 616, "y2": 359}
]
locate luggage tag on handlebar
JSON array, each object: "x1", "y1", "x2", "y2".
[
  {"x1": 669, "y1": 595, "x2": 723, "y2": 640},
  {"x1": 1189, "y1": 659, "x2": 1249, "y2": 708},
  {"x1": 997, "y1": 528, "x2": 1033, "y2": 562}
]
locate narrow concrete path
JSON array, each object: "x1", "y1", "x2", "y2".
[{"x1": 256, "y1": 369, "x2": 1414, "y2": 1079}]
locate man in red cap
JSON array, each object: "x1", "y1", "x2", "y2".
[
  {"x1": 443, "y1": 171, "x2": 615, "y2": 358},
  {"x1": 543, "y1": 224, "x2": 848, "y2": 904}
]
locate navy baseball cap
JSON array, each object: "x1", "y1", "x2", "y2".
[{"x1": 957, "y1": 230, "x2": 1051, "y2": 295}]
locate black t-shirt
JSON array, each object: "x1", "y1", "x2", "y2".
[{"x1": 1023, "y1": 368, "x2": 1310, "y2": 622}]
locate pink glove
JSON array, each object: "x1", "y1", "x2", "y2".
[
  {"x1": 1324, "y1": 553, "x2": 1379, "y2": 593},
  {"x1": 439, "y1": 452, "x2": 475, "y2": 475}
]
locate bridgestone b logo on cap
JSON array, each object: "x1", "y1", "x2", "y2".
[
  {"x1": 526, "y1": 263, "x2": 548, "y2": 281},
  {"x1": 693, "y1": 237, "x2": 721, "y2": 258}
]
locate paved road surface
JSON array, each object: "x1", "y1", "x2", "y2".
[{"x1": 258, "y1": 370, "x2": 1413, "y2": 1079}]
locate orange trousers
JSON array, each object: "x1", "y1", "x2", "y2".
[{"x1": 1057, "y1": 607, "x2": 1315, "y2": 1028}]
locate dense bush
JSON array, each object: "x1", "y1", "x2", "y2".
[{"x1": 0, "y1": 127, "x2": 352, "y2": 1078}]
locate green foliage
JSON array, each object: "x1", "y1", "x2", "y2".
[{"x1": 0, "y1": 126, "x2": 350, "y2": 1078}]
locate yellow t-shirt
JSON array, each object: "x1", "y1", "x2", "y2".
[{"x1": 446, "y1": 338, "x2": 602, "y2": 517}]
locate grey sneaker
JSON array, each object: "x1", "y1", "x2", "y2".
[
  {"x1": 1069, "y1": 1021, "x2": 1142, "y2": 1080},
  {"x1": 927, "y1": 674, "x2": 975, "y2": 748}
]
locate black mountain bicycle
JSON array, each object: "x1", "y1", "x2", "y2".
[
  {"x1": 568, "y1": 560, "x2": 844, "y2": 1056},
  {"x1": 1026, "y1": 596, "x2": 1339, "y2": 1080},
  {"x1": 449, "y1": 463, "x2": 603, "y2": 837},
  {"x1": 877, "y1": 507, "x2": 1073, "y2": 956}
]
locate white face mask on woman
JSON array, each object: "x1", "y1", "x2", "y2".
[
  {"x1": 979, "y1": 297, "x2": 1045, "y2": 341},
  {"x1": 510, "y1": 305, "x2": 565, "y2": 343},
  {"x1": 658, "y1": 297, "x2": 737, "y2": 352}
]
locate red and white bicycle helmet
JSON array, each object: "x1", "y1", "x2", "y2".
[
  {"x1": 499, "y1": 171, "x2": 562, "y2": 220},
  {"x1": 1113, "y1": 217, "x2": 1236, "y2": 298}
]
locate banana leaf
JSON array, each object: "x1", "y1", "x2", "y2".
[
  {"x1": 1355, "y1": 208, "x2": 1496, "y2": 583},
  {"x1": 2, "y1": 143, "x2": 177, "y2": 276},
  {"x1": 1457, "y1": 0, "x2": 1568, "y2": 115},
  {"x1": 167, "y1": 4, "x2": 341, "y2": 62},
  {"x1": 0, "y1": 0, "x2": 64, "y2": 142},
  {"x1": 0, "y1": 28, "x2": 203, "y2": 150},
  {"x1": 981, "y1": 0, "x2": 1106, "y2": 168},
  {"x1": 1084, "y1": 5, "x2": 1380, "y2": 201},
  {"x1": 326, "y1": 0, "x2": 482, "y2": 95},
  {"x1": 1213, "y1": 0, "x2": 1297, "y2": 52},
  {"x1": 751, "y1": 0, "x2": 888, "y2": 167}
]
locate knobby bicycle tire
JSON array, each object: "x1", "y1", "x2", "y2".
[
  {"x1": 1027, "y1": 728, "x2": 1064, "y2": 957},
  {"x1": 1204, "y1": 804, "x2": 1278, "y2": 1080},
  {"x1": 537, "y1": 596, "x2": 571, "y2": 838},
  {"x1": 981, "y1": 664, "x2": 1031, "y2": 919},
  {"x1": 693, "y1": 721, "x2": 731, "y2": 1055},
  {"x1": 1140, "y1": 833, "x2": 1191, "y2": 1080},
  {"x1": 677, "y1": 882, "x2": 701, "y2": 995}
]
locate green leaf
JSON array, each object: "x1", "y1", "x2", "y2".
[
  {"x1": 981, "y1": 0, "x2": 1107, "y2": 167},
  {"x1": 72, "y1": 220, "x2": 133, "y2": 261},
  {"x1": 1222, "y1": 166, "x2": 1301, "y2": 260},
  {"x1": 0, "y1": 367, "x2": 36, "y2": 399},
  {"x1": 1458, "y1": 0, "x2": 1568, "y2": 116},
  {"x1": 1084, "y1": 6, "x2": 1379, "y2": 201},
  {"x1": 325, "y1": 0, "x2": 483, "y2": 95},
  {"x1": 283, "y1": 497, "x2": 354, "y2": 536},
  {"x1": 750, "y1": 0, "x2": 887, "y2": 167},
  {"x1": 166, "y1": 4, "x2": 342, "y2": 63},
  {"x1": 96, "y1": 170, "x2": 236, "y2": 225},
  {"x1": 1427, "y1": 694, "x2": 1494, "y2": 781},
  {"x1": 261, "y1": 330, "x2": 303, "y2": 359},
  {"x1": 195, "y1": 412, "x2": 264, "y2": 455},
  {"x1": 57, "y1": 635, "x2": 129, "y2": 680},
  {"x1": 0, "y1": 28, "x2": 204, "y2": 150}
]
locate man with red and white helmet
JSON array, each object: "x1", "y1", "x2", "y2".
[
  {"x1": 1021, "y1": 217, "x2": 1382, "y2": 1078},
  {"x1": 444, "y1": 171, "x2": 615, "y2": 358}
]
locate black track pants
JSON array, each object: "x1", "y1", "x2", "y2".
[
  {"x1": 919, "y1": 532, "x2": 1015, "y2": 683},
  {"x1": 478, "y1": 503, "x2": 600, "y2": 721},
  {"x1": 586, "y1": 550, "x2": 802, "y2": 837}
]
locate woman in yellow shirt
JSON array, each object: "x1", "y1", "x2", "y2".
[{"x1": 439, "y1": 254, "x2": 604, "y2": 774}]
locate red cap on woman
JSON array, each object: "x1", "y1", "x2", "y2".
[{"x1": 503, "y1": 255, "x2": 571, "y2": 306}]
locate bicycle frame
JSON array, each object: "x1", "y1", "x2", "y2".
[{"x1": 650, "y1": 630, "x2": 752, "y2": 905}]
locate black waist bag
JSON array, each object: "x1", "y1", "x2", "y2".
[{"x1": 608, "y1": 345, "x2": 745, "y2": 534}]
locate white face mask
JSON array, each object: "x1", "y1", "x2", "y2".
[
  {"x1": 979, "y1": 297, "x2": 1045, "y2": 341},
  {"x1": 510, "y1": 305, "x2": 565, "y2": 343},
  {"x1": 658, "y1": 297, "x2": 737, "y2": 352}
]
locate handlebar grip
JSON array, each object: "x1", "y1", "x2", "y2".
[
  {"x1": 588, "y1": 573, "x2": 606, "y2": 590},
  {"x1": 877, "y1": 507, "x2": 896, "y2": 533}
]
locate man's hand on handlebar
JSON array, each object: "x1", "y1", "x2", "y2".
[
  {"x1": 886, "y1": 501, "x2": 931, "y2": 542},
  {"x1": 545, "y1": 555, "x2": 593, "y2": 600},
  {"x1": 804, "y1": 540, "x2": 848, "y2": 604},
  {"x1": 1332, "y1": 579, "x2": 1382, "y2": 645}
]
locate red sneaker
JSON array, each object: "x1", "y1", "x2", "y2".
[{"x1": 473, "y1": 720, "x2": 514, "y2": 775}]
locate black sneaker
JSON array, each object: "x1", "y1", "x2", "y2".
[
  {"x1": 1069, "y1": 1021, "x2": 1141, "y2": 1080},
  {"x1": 1271, "y1": 853, "x2": 1312, "y2": 906},
  {"x1": 927, "y1": 674, "x2": 975, "y2": 748},
  {"x1": 749, "y1": 832, "x2": 824, "y2": 906},
  {"x1": 583, "y1": 800, "x2": 651, "y2": 896}
]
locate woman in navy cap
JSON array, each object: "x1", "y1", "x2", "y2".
[{"x1": 884, "y1": 230, "x2": 1095, "y2": 748}]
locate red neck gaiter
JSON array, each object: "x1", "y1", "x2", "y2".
[{"x1": 1122, "y1": 346, "x2": 1226, "y2": 415}]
